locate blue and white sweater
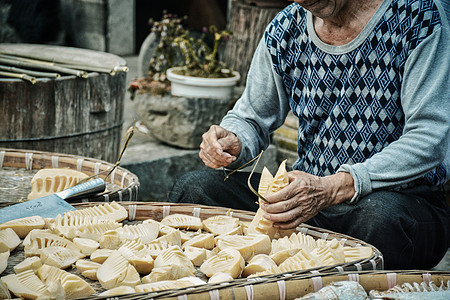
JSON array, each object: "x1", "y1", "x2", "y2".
[{"x1": 220, "y1": 0, "x2": 450, "y2": 202}]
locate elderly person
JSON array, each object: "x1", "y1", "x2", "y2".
[{"x1": 169, "y1": 0, "x2": 450, "y2": 269}]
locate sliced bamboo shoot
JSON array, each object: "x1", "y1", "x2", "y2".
[
  {"x1": 216, "y1": 234, "x2": 271, "y2": 261},
  {"x1": 241, "y1": 254, "x2": 277, "y2": 277},
  {"x1": 208, "y1": 272, "x2": 234, "y2": 284},
  {"x1": 247, "y1": 265, "x2": 282, "y2": 277},
  {"x1": 51, "y1": 213, "x2": 117, "y2": 240},
  {"x1": 72, "y1": 237, "x2": 99, "y2": 256},
  {"x1": 40, "y1": 246, "x2": 84, "y2": 269},
  {"x1": 27, "y1": 168, "x2": 88, "y2": 200},
  {"x1": 154, "y1": 245, "x2": 195, "y2": 272},
  {"x1": 135, "y1": 280, "x2": 191, "y2": 293},
  {"x1": 268, "y1": 160, "x2": 289, "y2": 193},
  {"x1": 96, "y1": 251, "x2": 141, "y2": 289},
  {"x1": 183, "y1": 246, "x2": 209, "y2": 266},
  {"x1": 202, "y1": 215, "x2": 241, "y2": 236},
  {"x1": 0, "y1": 251, "x2": 9, "y2": 274},
  {"x1": 258, "y1": 167, "x2": 274, "y2": 195},
  {"x1": 117, "y1": 222, "x2": 159, "y2": 244},
  {"x1": 90, "y1": 249, "x2": 115, "y2": 264},
  {"x1": 118, "y1": 246, "x2": 154, "y2": 275},
  {"x1": 37, "y1": 264, "x2": 94, "y2": 299},
  {"x1": 278, "y1": 249, "x2": 319, "y2": 272},
  {"x1": 311, "y1": 239, "x2": 345, "y2": 266},
  {"x1": 0, "y1": 228, "x2": 21, "y2": 252},
  {"x1": 143, "y1": 219, "x2": 176, "y2": 236},
  {"x1": 75, "y1": 259, "x2": 101, "y2": 281},
  {"x1": 141, "y1": 265, "x2": 194, "y2": 283},
  {"x1": 200, "y1": 248, "x2": 244, "y2": 279},
  {"x1": 161, "y1": 214, "x2": 203, "y2": 231},
  {"x1": 77, "y1": 222, "x2": 122, "y2": 242},
  {"x1": 0, "y1": 279, "x2": 11, "y2": 299},
  {"x1": 98, "y1": 286, "x2": 136, "y2": 297},
  {"x1": 182, "y1": 233, "x2": 214, "y2": 250},
  {"x1": 2, "y1": 269, "x2": 50, "y2": 299},
  {"x1": 0, "y1": 216, "x2": 45, "y2": 238},
  {"x1": 247, "y1": 165, "x2": 287, "y2": 239},
  {"x1": 13, "y1": 257, "x2": 42, "y2": 274},
  {"x1": 64, "y1": 201, "x2": 128, "y2": 222},
  {"x1": 247, "y1": 208, "x2": 277, "y2": 239},
  {"x1": 148, "y1": 230, "x2": 181, "y2": 248},
  {"x1": 24, "y1": 231, "x2": 83, "y2": 257},
  {"x1": 99, "y1": 229, "x2": 122, "y2": 250},
  {"x1": 270, "y1": 248, "x2": 301, "y2": 265},
  {"x1": 343, "y1": 246, "x2": 373, "y2": 263}
]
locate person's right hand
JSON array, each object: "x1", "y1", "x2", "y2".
[{"x1": 199, "y1": 125, "x2": 242, "y2": 169}]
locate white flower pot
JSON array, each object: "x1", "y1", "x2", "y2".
[{"x1": 167, "y1": 67, "x2": 240, "y2": 99}]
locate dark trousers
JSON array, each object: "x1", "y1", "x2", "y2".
[{"x1": 168, "y1": 169, "x2": 450, "y2": 270}]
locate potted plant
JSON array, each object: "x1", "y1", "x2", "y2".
[
  {"x1": 166, "y1": 25, "x2": 240, "y2": 99},
  {"x1": 129, "y1": 13, "x2": 240, "y2": 149},
  {"x1": 130, "y1": 12, "x2": 240, "y2": 99}
]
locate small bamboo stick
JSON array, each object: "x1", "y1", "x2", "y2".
[
  {"x1": 0, "y1": 56, "x2": 88, "y2": 78},
  {"x1": 0, "y1": 65, "x2": 60, "y2": 78},
  {"x1": 76, "y1": 126, "x2": 135, "y2": 186},
  {"x1": 0, "y1": 71, "x2": 36, "y2": 84},
  {"x1": 58, "y1": 63, "x2": 129, "y2": 75}
]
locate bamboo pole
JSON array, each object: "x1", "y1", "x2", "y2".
[
  {"x1": 57, "y1": 63, "x2": 129, "y2": 75},
  {"x1": 0, "y1": 65, "x2": 60, "y2": 78},
  {"x1": 0, "y1": 55, "x2": 88, "y2": 78},
  {"x1": 0, "y1": 71, "x2": 36, "y2": 84},
  {"x1": 0, "y1": 52, "x2": 128, "y2": 75}
]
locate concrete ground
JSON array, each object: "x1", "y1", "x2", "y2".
[{"x1": 119, "y1": 55, "x2": 449, "y2": 271}]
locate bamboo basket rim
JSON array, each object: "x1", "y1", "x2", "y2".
[
  {"x1": 71, "y1": 201, "x2": 386, "y2": 299},
  {"x1": 0, "y1": 148, "x2": 140, "y2": 203},
  {"x1": 82, "y1": 270, "x2": 450, "y2": 300}
]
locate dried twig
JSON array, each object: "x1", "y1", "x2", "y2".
[
  {"x1": 246, "y1": 151, "x2": 269, "y2": 203},
  {"x1": 76, "y1": 127, "x2": 135, "y2": 186}
]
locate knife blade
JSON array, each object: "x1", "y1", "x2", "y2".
[{"x1": 0, "y1": 178, "x2": 105, "y2": 224}]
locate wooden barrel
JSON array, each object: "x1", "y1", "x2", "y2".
[
  {"x1": 223, "y1": 0, "x2": 287, "y2": 84},
  {"x1": 0, "y1": 44, "x2": 128, "y2": 163}
]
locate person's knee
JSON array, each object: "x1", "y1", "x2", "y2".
[
  {"x1": 169, "y1": 170, "x2": 203, "y2": 203},
  {"x1": 345, "y1": 191, "x2": 415, "y2": 239}
]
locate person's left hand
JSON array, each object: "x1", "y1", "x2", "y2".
[{"x1": 261, "y1": 171, "x2": 355, "y2": 229}]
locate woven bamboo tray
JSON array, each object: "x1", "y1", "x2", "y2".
[
  {"x1": 68, "y1": 201, "x2": 384, "y2": 299},
  {"x1": 0, "y1": 148, "x2": 139, "y2": 204}
]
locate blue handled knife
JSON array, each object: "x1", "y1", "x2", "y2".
[{"x1": 0, "y1": 178, "x2": 105, "y2": 224}]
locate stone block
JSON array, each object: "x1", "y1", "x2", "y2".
[{"x1": 134, "y1": 93, "x2": 235, "y2": 149}]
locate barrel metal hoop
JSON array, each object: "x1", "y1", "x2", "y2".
[{"x1": 0, "y1": 121, "x2": 123, "y2": 142}]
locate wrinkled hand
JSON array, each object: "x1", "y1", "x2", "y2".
[
  {"x1": 261, "y1": 171, "x2": 355, "y2": 229},
  {"x1": 199, "y1": 125, "x2": 242, "y2": 169}
]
